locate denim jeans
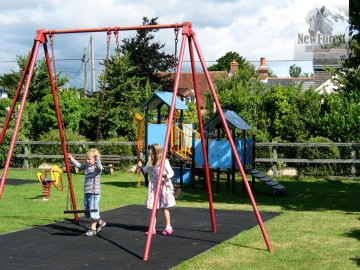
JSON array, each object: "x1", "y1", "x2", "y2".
[{"x1": 84, "y1": 193, "x2": 101, "y2": 220}]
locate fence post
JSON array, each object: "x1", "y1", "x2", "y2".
[
  {"x1": 272, "y1": 144, "x2": 277, "y2": 177},
  {"x1": 351, "y1": 144, "x2": 356, "y2": 177},
  {"x1": 23, "y1": 145, "x2": 29, "y2": 169}
]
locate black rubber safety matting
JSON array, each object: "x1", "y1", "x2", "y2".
[{"x1": 0, "y1": 205, "x2": 281, "y2": 270}]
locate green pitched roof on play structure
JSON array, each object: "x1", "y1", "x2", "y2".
[
  {"x1": 141, "y1": 91, "x2": 188, "y2": 111},
  {"x1": 204, "y1": 110, "x2": 251, "y2": 131}
]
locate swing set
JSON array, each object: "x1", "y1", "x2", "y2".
[{"x1": 0, "y1": 22, "x2": 273, "y2": 261}]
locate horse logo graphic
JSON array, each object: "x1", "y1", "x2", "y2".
[
  {"x1": 306, "y1": 6, "x2": 332, "y2": 35},
  {"x1": 305, "y1": 6, "x2": 345, "y2": 36},
  {"x1": 295, "y1": 2, "x2": 349, "y2": 59}
]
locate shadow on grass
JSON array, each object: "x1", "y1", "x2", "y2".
[
  {"x1": 171, "y1": 176, "x2": 360, "y2": 257},
  {"x1": 174, "y1": 177, "x2": 360, "y2": 213}
]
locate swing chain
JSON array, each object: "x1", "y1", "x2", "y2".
[
  {"x1": 49, "y1": 33, "x2": 59, "y2": 91},
  {"x1": 96, "y1": 29, "x2": 111, "y2": 144},
  {"x1": 50, "y1": 33, "x2": 67, "y2": 144},
  {"x1": 114, "y1": 29, "x2": 133, "y2": 129},
  {"x1": 114, "y1": 29, "x2": 124, "y2": 83},
  {"x1": 173, "y1": 27, "x2": 179, "y2": 70},
  {"x1": 65, "y1": 181, "x2": 71, "y2": 211}
]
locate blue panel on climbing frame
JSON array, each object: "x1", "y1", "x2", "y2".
[
  {"x1": 172, "y1": 167, "x2": 191, "y2": 184},
  {"x1": 148, "y1": 123, "x2": 194, "y2": 149},
  {"x1": 195, "y1": 139, "x2": 252, "y2": 169},
  {"x1": 204, "y1": 110, "x2": 251, "y2": 131},
  {"x1": 148, "y1": 123, "x2": 167, "y2": 148},
  {"x1": 195, "y1": 139, "x2": 247, "y2": 168},
  {"x1": 141, "y1": 91, "x2": 188, "y2": 111}
]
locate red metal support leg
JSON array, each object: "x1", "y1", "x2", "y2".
[
  {"x1": 187, "y1": 34, "x2": 216, "y2": 233},
  {"x1": 0, "y1": 40, "x2": 41, "y2": 199},
  {"x1": 0, "y1": 46, "x2": 35, "y2": 146},
  {"x1": 43, "y1": 40, "x2": 79, "y2": 224},
  {"x1": 190, "y1": 33, "x2": 273, "y2": 252},
  {"x1": 143, "y1": 28, "x2": 189, "y2": 262}
]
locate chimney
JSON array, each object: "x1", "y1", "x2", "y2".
[
  {"x1": 258, "y1": 57, "x2": 268, "y2": 80},
  {"x1": 229, "y1": 59, "x2": 238, "y2": 76}
]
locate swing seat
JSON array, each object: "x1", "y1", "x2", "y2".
[{"x1": 64, "y1": 209, "x2": 98, "y2": 214}]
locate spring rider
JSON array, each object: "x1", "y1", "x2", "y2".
[{"x1": 37, "y1": 165, "x2": 64, "y2": 201}]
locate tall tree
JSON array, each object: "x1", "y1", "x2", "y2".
[
  {"x1": 332, "y1": 0, "x2": 360, "y2": 94},
  {"x1": 318, "y1": 0, "x2": 360, "y2": 142},
  {"x1": 95, "y1": 52, "x2": 152, "y2": 140},
  {"x1": 120, "y1": 17, "x2": 176, "y2": 89},
  {"x1": 0, "y1": 55, "x2": 67, "y2": 102},
  {"x1": 207, "y1": 51, "x2": 248, "y2": 72},
  {"x1": 0, "y1": 56, "x2": 26, "y2": 99},
  {"x1": 30, "y1": 90, "x2": 82, "y2": 140},
  {"x1": 289, "y1": 64, "x2": 302, "y2": 77}
]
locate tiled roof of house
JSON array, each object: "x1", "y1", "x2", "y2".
[
  {"x1": 264, "y1": 77, "x2": 315, "y2": 91},
  {"x1": 313, "y1": 47, "x2": 348, "y2": 69},
  {"x1": 158, "y1": 71, "x2": 227, "y2": 107},
  {"x1": 159, "y1": 58, "x2": 320, "y2": 108}
]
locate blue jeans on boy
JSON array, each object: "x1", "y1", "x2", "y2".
[{"x1": 84, "y1": 193, "x2": 100, "y2": 220}]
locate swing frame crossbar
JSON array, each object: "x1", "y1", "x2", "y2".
[{"x1": 0, "y1": 21, "x2": 273, "y2": 261}]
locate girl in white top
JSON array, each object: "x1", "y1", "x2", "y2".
[{"x1": 138, "y1": 143, "x2": 175, "y2": 236}]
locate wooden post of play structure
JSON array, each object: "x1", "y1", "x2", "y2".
[{"x1": 135, "y1": 114, "x2": 143, "y2": 187}]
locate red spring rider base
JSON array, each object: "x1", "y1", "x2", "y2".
[{"x1": 36, "y1": 165, "x2": 64, "y2": 201}]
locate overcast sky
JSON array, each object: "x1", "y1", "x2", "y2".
[{"x1": 0, "y1": 0, "x2": 349, "y2": 89}]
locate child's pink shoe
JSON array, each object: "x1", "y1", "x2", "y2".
[{"x1": 161, "y1": 227, "x2": 173, "y2": 235}]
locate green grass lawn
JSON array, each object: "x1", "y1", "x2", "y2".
[{"x1": 0, "y1": 168, "x2": 359, "y2": 269}]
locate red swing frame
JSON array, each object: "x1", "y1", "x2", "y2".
[{"x1": 0, "y1": 22, "x2": 272, "y2": 261}]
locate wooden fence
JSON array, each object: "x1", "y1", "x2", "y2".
[
  {"x1": 10, "y1": 141, "x2": 360, "y2": 177},
  {"x1": 13, "y1": 141, "x2": 137, "y2": 169},
  {"x1": 255, "y1": 142, "x2": 360, "y2": 177}
]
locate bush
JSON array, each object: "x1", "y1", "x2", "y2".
[
  {"x1": 96, "y1": 137, "x2": 134, "y2": 170},
  {"x1": 30, "y1": 131, "x2": 89, "y2": 167},
  {"x1": 296, "y1": 137, "x2": 340, "y2": 177},
  {"x1": 0, "y1": 129, "x2": 26, "y2": 168}
]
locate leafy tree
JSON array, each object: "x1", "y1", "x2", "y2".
[
  {"x1": 0, "y1": 98, "x2": 13, "y2": 122},
  {"x1": 96, "y1": 52, "x2": 152, "y2": 141},
  {"x1": 206, "y1": 61, "x2": 267, "y2": 139},
  {"x1": 288, "y1": 64, "x2": 313, "y2": 78},
  {"x1": 0, "y1": 128, "x2": 26, "y2": 167},
  {"x1": 0, "y1": 56, "x2": 26, "y2": 99},
  {"x1": 0, "y1": 55, "x2": 67, "y2": 102},
  {"x1": 297, "y1": 87, "x2": 323, "y2": 138},
  {"x1": 289, "y1": 64, "x2": 302, "y2": 77},
  {"x1": 120, "y1": 17, "x2": 176, "y2": 89},
  {"x1": 331, "y1": 0, "x2": 360, "y2": 94},
  {"x1": 207, "y1": 51, "x2": 247, "y2": 72},
  {"x1": 296, "y1": 136, "x2": 340, "y2": 176},
  {"x1": 183, "y1": 102, "x2": 199, "y2": 125},
  {"x1": 259, "y1": 84, "x2": 321, "y2": 142},
  {"x1": 318, "y1": 0, "x2": 360, "y2": 142},
  {"x1": 78, "y1": 95, "x2": 101, "y2": 141},
  {"x1": 30, "y1": 91, "x2": 82, "y2": 140},
  {"x1": 318, "y1": 92, "x2": 360, "y2": 142},
  {"x1": 208, "y1": 63, "x2": 258, "y2": 113},
  {"x1": 267, "y1": 69, "x2": 278, "y2": 78},
  {"x1": 261, "y1": 84, "x2": 305, "y2": 142}
]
